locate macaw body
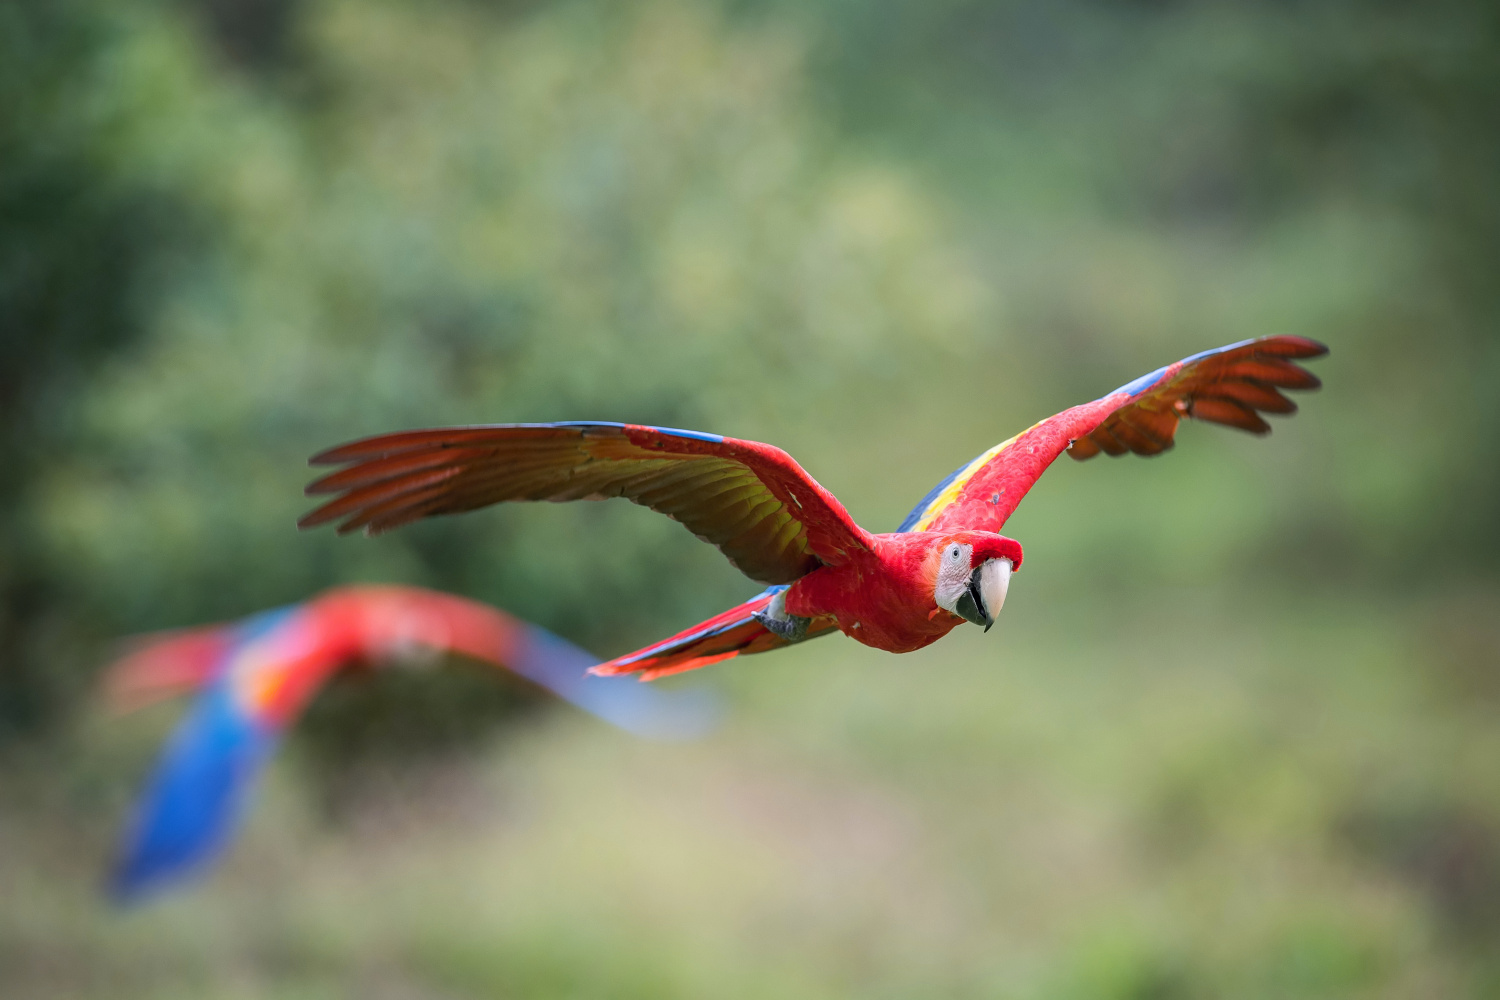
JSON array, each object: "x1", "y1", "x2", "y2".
[
  {"x1": 773, "y1": 531, "x2": 1021, "y2": 653},
  {"x1": 302, "y1": 336, "x2": 1327, "y2": 679},
  {"x1": 107, "y1": 585, "x2": 716, "y2": 901}
]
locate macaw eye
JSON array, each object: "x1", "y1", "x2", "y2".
[{"x1": 949, "y1": 546, "x2": 960, "y2": 559}]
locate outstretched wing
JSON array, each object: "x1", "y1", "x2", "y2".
[
  {"x1": 108, "y1": 586, "x2": 719, "y2": 902},
  {"x1": 899, "y1": 336, "x2": 1328, "y2": 535},
  {"x1": 590, "y1": 586, "x2": 838, "y2": 681},
  {"x1": 300, "y1": 422, "x2": 873, "y2": 586},
  {"x1": 103, "y1": 623, "x2": 240, "y2": 714}
]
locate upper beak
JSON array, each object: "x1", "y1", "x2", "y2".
[{"x1": 954, "y1": 557, "x2": 1012, "y2": 632}]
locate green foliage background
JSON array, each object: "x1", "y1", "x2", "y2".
[{"x1": 2, "y1": 0, "x2": 1497, "y2": 996}]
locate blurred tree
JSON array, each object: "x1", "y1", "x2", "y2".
[
  {"x1": 0, "y1": 0, "x2": 202, "y2": 737},
  {"x1": 191, "y1": 0, "x2": 301, "y2": 72}
]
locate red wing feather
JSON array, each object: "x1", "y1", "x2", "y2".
[
  {"x1": 1067, "y1": 336, "x2": 1324, "y2": 460},
  {"x1": 302, "y1": 422, "x2": 873, "y2": 586},
  {"x1": 103, "y1": 625, "x2": 237, "y2": 714},
  {"x1": 900, "y1": 336, "x2": 1327, "y2": 535}
]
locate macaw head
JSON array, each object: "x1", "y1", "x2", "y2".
[{"x1": 932, "y1": 533, "x2": 1023, "y2": 631}]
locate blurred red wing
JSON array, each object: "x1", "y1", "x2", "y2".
[{"x1": 103, "y1": 625, "x2": 236, "y2": 714}]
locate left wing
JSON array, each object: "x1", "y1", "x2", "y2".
[
  {"x1": 899, "y1": 336, "x2": 1328, "y2": 535},
  {"x1": 300, "y1": 422, "x2": 874, "y2": 586},
  {"x1": 104, "y1": 624, "x2": 239, "y2": 714}
]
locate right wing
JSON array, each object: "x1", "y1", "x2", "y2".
[
  {"x1": 897, "y1": 336, "x2": 1327, "y2": 535},
  {"x1": 300, "y1": 422, "x2": 874, "y2": 586}
]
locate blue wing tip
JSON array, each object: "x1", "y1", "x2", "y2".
[
  {"x1": 652, "y1": 425, "x2": 724, "y2": 444},
  {"x1": 106, "y1": 691, "x2": 274, "y2": 905},
  {"x1": 1114, "y1": 364, "x2": 1170, "y2": 398},
  {"x1": 107, "y1": 828, "x2": 213, "y2": 906},
  {"x1": 107, "y1": 807, "x2": 234, "y2": 907}
]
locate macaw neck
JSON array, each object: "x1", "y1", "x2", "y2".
[{"x1": 784, "y1": 532, "x2": 965, "y2": 653}]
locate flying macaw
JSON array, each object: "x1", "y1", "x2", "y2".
[
  {"x1": 106, "y1": 584, "x2": 718, "y2": 901},
  {"x1": 300, "y1": 336, "x2": 1327, "y2": 680}
]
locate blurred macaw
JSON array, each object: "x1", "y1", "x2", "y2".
[
  {"x1": 302, "y1": 337, "x2": 1327, "y2": 680},
  {"x1": 106, "y1": 584, "x2": 718, "y2": 901}
]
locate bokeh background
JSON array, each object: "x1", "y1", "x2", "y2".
[{"x1": 3, "y1": 0, "x2": 1498, "y2": 996}]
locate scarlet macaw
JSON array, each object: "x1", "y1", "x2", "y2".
[
  {"x1": 107, "y1": 585, "x2": 717, "y2": 900},
  {"x1": 301, "y1": 337, "x2": 1326, "y2": 680}
]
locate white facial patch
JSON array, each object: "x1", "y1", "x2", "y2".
[{"x1": 934, "y1": 541, "x2": 975, "y2": 613}]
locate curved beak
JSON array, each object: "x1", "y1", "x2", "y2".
[{"x1": 953, "y1": 557, "x2": 1012, "y2": 632}]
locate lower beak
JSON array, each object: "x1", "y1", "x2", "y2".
[
  {"x1": 955, "y1": 557, "x2": 1013, "y2": 632},
  {"x1": 954, "y1": 569, "x2": 993, "y2": 630}
]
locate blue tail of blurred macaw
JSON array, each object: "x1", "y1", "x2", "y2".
[{"x1": 104, "y1": 585, "x2": 720, "y2": 902}]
